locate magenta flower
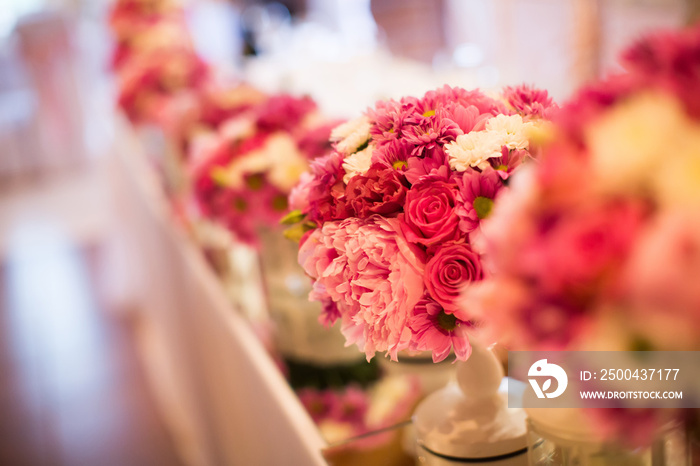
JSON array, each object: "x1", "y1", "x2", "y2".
[
  {"x1": 455, "y1": 168, "x2": 503, "y2": 234},
  {"x1": 425, "y1": 242, "x2": 484, "y2": 312},
  {"x1": 487, "y1": 146, "x2": 532, "y2": 180},
  {"x1": 298, "y1": 216, "x2": 425, "y2": 361},
  {"x1": 367, "y1": 98, "x2": 415, "y2": 146},
  {"x1": 255, "y1": 94, "x2": 317, "y2": 133},
  {"x1": 370, "y1": 138, "x2": 412, "y2": 171},
  {"x1": 303, "y1": 151, "x2": 351, "y2": 225},
  {"x1": 404, "y1": 147, "x2": 450, "y2": 184},
  {"x1": 400, "y1": 168, "x2": 464, "y2": 247},
  {"x1": 345, "y1": 163, "x2": 410, "y2": 218},
  {"x1": 409, "y1": 296, "x2": 472, "y2": 362},
  {"x1": 503, "y1": 84, "x2": 558, "y2": 119},
  {"x1": 401, "y1": 116, "x2": 461, "y2": 157}
]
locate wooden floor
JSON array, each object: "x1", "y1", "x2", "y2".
[{"x1": 0, "y1": 230, "x2": 183, "y2": 466}]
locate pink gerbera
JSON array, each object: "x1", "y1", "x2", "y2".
[
  {"x1": 455, "y1": 169, "x2": 504, "y2": 234},
  {"x1": 409, "y1": 296, "x2": 472, "y2": 362},
  {"x1": 401, "y1": 117, "x2": 461, "y2": 157}
]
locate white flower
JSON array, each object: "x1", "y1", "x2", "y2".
[
  {"x1": 331, "y1": 115, "x2": 371, "y2": 155},
  {"x1": 342, "y1": 144, "x2": 375, "y2": 184},
  {"x1": 446, "y1": 131, "x2": 502, "y2": 171},
  {"x1": 485, "y1": 114, "x2": 532, "y2": 151}
]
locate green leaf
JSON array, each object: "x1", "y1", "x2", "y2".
[
  {"x1": 280, "y1": 209, "x2": 306, "y2": 225},
  {"x1": 283, "y1": 222, "x2": 316, "y2": 242}
]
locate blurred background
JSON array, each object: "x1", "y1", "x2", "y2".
[{"x1": 0, "y1": 0, "x2": 697, "y2": 464}]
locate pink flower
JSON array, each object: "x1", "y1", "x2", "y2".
[
  {"x1": 345, "y1": 163, "x2": 409, "y2": 218},
  {"x1": 503, "y1": 84, "x2": 558, "y2": 119},
  {"x1": 425, "y1": 242, "x2": 484, "y2": 312},
  {"x1": 401, "y1": 117, "x2": 460, "y2": 157},
  {"x1": 255, "y1": 94, "x2": 316, "y2": 133},
  {"x1": 303, "y1": 151, "x2": 351, "y2": 225},
  {"x1": 487, "y1": 146, "x2": 533, "y2": 180},
  {"x1": 400, "y1": 168, "x2": 464, "y2": 247},
  {"x1": 438, "y1": 104, "x2": 491, "y2": 134},
  {"x1": 404, "y1": 147, "x2": 450, "y2": 184},
  {"x1": 518, "y1": 200, "x2": 648, "y2": 297},
  {"x1": 455, "y1": 168, "x2": 503, "y2": 235},
  {"x1": 296, "y1": 121, "x2": 339, "y2": 159},
  {"x1": 367, "y1": 98, "x2": 415, "y2": 146},
  {"x1": 370, "y1": 138, "x2": 412, "y2": 171},
  {"x1": 408, "y1": 296, "x2": 472, "y2": 362},
  {"x1": 299, "y1": 216, "x2": 425, "y2": 360}
]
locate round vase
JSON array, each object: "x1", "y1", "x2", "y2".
[{"x1": 413, "y1": 343, "x2": 529, "y2": 465}]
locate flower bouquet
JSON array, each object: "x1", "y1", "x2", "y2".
[
  {"x1": 463, "y1": 24, "x2": 700, "y2": 451},
  {"x1": 108, "y1": 0, "x2": 188, "y2": 71},
  {"x1": 190, "y1": 94, "x2": 374, "y2": 369},
  {"x1": 285, "y1": 84, "x2": 556, "y2": 364}
]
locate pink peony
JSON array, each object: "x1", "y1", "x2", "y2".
[
  {"x1": 425, "y1": 242, "x2": 484, "y2": 312},
  {"x1": 344, "y1": 163, "x2": 409, "y2": 218},
  {"x1": 299, "y1": 216, "x2": 425, "y2": 360},
  {"x1": 409, "y1": 295, "x2": 472, "y2": 362},
  {"x1": 399, "y1": 168, "x2": 464, "y2": 247},
  {"x1": 455, "y1": 168, "x2": 503, "y2": 235}
]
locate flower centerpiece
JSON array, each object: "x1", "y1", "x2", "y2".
[
  {"x1": 284, "y1": 85, "x2": 556, "y2": 363},
  {"x1": 108, "y1": 0, "x2": 188, "y2": 70},
  {"x1": 462, "y1": 25, "x2": 700, "y2": 448},
  {"x1": 191, "y1": 94, "x2": 336, "y2": 246}
]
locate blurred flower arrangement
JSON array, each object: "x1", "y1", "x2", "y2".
[
  {"x1": 463, "y1": 25, "x2": 700, "y2": 445},
  {"x1": 190, "y1": 95, "x2": 338, "y2": 246},
  {"x1": 284, "y1": 85, "x2": 556, "y2": 363}
]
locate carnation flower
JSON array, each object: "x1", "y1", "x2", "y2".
[
  {"x1": 345, "y1": 163, "x2": 409, "y2": 218},
  {"x1": 424, "y1": 242, "x2": 484, "y2": 312},
  {"x1": 298, "y1": 216, "x2": 425, "y2": 360},
  {"x1": 408, "y1": 296, "x2": 472, "y2": 362}
]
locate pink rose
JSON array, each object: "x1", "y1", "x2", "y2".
[
  {"x1": 400, "y1": 168, "x2": 464, "y2": 247},
  {"x1": 299, "y1": 216, "x2": 425, "y2": 360},
  {"x1": 425, "y1": 242, "x2": 484, "y2": 312}
]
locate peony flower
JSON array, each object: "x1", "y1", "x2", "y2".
[
  {"x1": 408, "y1": 296, "x2": 472, "y2": 362},
  {"x1": 298, "y1": 216, "x2": 425, "y2": 360},
  {"x1": 345, "y1": 163, "x2": 409, "y2": 218},
  {"x1": 455, "y1": 168, "x2": 503, "y2": 234},
  {"x1": 399, "y1": 168, "x2": 464, "y2": 247},
  {"x1": 424, "y1": 242, "x2": 484, "y2": 312}
]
